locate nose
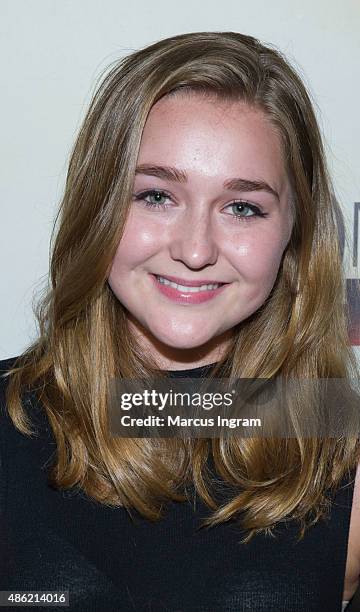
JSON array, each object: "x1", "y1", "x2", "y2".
[{"x1": 169, "y1": 209, "x2": 219, "y2": 269}]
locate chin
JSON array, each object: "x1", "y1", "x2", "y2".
[
  {"x1": 150, "y1": 325, "x2": 214, "y2": 351},
  {"x1": 156, "y1": 334, "x2": 210, "y2": 350}
]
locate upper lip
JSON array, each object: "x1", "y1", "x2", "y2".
[{"x1": 153, "y1": 274, "x2": 227, "y2": 287}]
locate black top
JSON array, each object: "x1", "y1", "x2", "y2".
[{"x1": 0, "y1": 356, "x2": 357, "y2": 611}]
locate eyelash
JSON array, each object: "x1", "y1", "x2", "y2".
[{"x1": 133, "y1": 189, "x2": 269, "y2": 223}]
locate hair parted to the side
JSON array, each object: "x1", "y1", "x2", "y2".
[{"x1": 3, "y1": 31, "x2": 360, "y2": 543}]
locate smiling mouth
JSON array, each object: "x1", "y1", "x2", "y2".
[{"x1": 154, "y1": 275, "x2": 225, "y2": 293}]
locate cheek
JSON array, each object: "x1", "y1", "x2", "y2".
[
  {"x1": 226, "y1": 231, "x2": 287, "y2": 290},
  {"x1": 109, "y1": 217, "x2": 162, "y2": 276}
]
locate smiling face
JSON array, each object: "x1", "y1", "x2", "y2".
[{"x1": 107, "y1": 92, "x2": 294, "y2": 370}]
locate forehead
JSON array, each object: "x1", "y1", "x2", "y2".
[
  {"x1": 137, "y1": 92, "x2": 287, "y2": 189},
  {"x1": 142, "y1": 91, "x2": 281, "y2": 140}
]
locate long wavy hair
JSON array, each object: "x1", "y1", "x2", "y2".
[{"x1": 3, "y1": 31, "x2": 360, "y2": 543}]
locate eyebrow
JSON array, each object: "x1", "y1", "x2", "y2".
[{"x1": 135, "y1": 164, "x2": 280, "y2": 201}]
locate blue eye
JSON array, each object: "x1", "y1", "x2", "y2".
[
  {"x1": 133, "y1": 190, "x2": 269, "y2": 223},
  {"x1": 133, "y1": 190, "x2": 171, "y2": 208},
  {"x1": 226, "y1": 201, "x2": 269, "y2": 222}
]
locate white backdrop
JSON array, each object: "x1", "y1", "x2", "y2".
[{"x1": 1, "y1": 0, "x2": 359, "y2": 360}]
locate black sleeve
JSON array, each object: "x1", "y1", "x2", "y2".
[{"x1": 0, "y1": 356, "x2": 22, "y2": 524}]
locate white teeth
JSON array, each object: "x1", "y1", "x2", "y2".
[{"x1": 156, "y1": 276, "x2": 221, "y2": 292}]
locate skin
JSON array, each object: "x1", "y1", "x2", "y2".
[
  {"x1": 107, "y1": 92, "x2": 294, "y2": 370},
  {"x1": 106, "y1": 92, "x2": 360, "y2": 602}
]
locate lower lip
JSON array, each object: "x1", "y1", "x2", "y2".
[{"x1": 151, "y1": 274, "x2": 229, "y2": 304}]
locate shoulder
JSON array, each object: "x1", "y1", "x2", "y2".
[
  {"x1": 0, "y1": 356, "x2": 56, "y2": 519},
  {"x1": 0, "y1": 354, "x2": 24, "y2": 396},
  {"x1": 0, "y1": 355, "x2": 22, "y2": 422},
  {"x1": 0, "y1": 353, "x2": 55, "y2": 467},
  {"x1": 0, "y1": 356, "x2": 20, "y2": 372},
  {"x1": 0, "y1": 355, "x2": 20, "y2": 386},
  {"x1": 0, "y1": 354, "x2": 51, "y2": 439},
  {"x1": 0, "y1": 356, "x2": 23, "y2": 513},
  {"x1": 346, "y1": 462, "x2": 360, "y2": 587},
  {"x1": 350, "y1": 462, "x2": 360, "y2": 547}
]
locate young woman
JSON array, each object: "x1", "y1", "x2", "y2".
[{"x1": 1, "y1": 31, "x2": 360, "y2": 611}]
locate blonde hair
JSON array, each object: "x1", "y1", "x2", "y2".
[{"x1": 3, "y1": 31, "x2": 360, "y2": 542}]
